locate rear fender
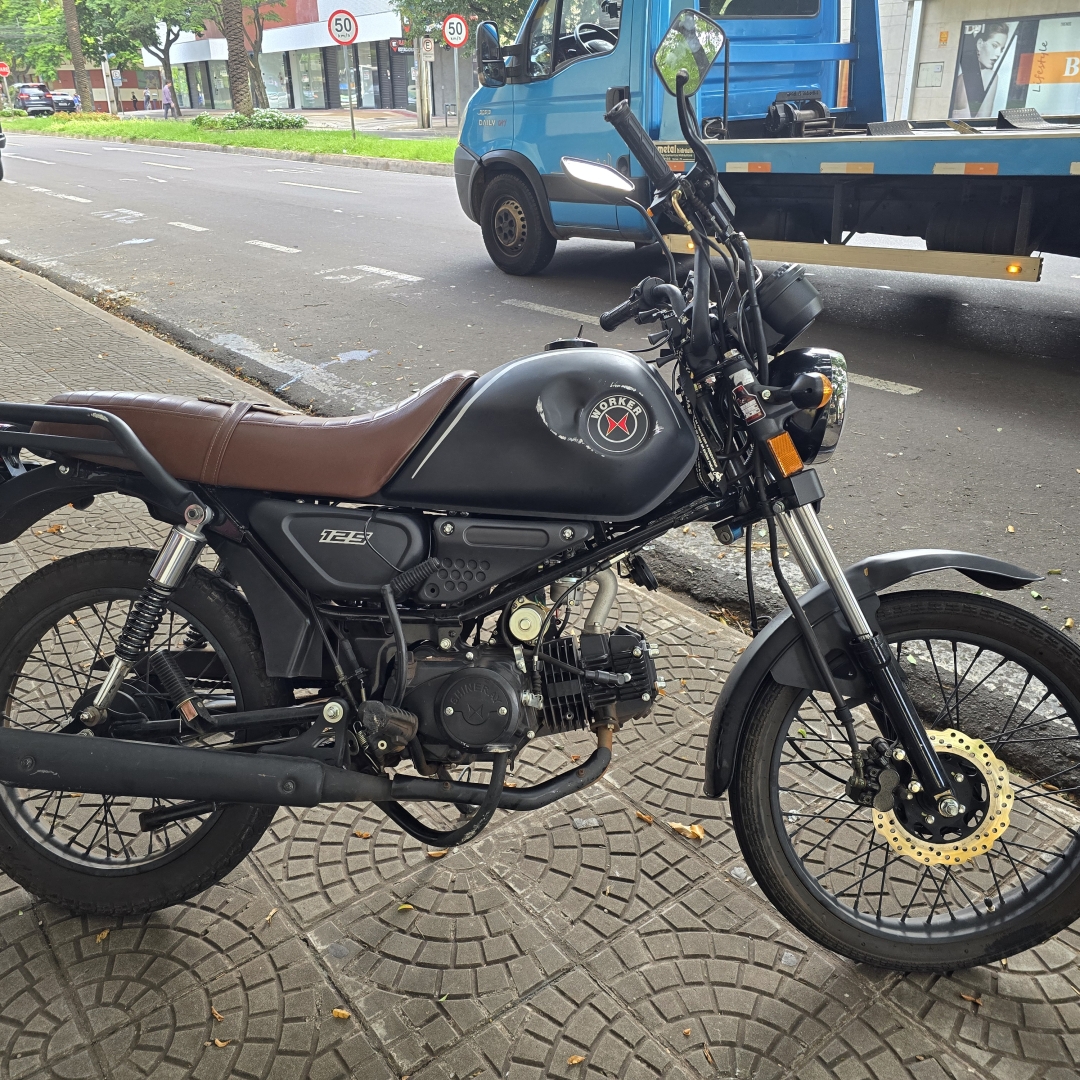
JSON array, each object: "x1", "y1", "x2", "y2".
[
  {"x1": 703, "y1": 549, "x2": 1041, "y2": 797},
  {"x1": 0, "y1": 463, "x2": 110, "y2": 544}
]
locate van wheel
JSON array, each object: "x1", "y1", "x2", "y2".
[{"x1": 480, "y1": 173, "x2": 557, "y2": 276}]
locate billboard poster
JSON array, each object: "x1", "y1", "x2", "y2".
[{"x1": 950, "y1": 13, "x2": 1080, "y2": 117}]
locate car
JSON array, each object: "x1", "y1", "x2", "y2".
[
  {"x1": 13, "y1": 83, "x2": 54, "y2": 116},
  {"x1": 50, "y1": 89, "x2": 78, "y2": 112}
]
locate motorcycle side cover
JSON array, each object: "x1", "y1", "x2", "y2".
[{"x1": 381, "y1": 349, "x2": 699, "y2": 521}]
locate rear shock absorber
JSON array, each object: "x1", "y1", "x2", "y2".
[{"x1": 78, "y1": 507, "x2": 212, "y2": 727}]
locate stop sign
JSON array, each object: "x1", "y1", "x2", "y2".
[{"x1": 0, "y1": 62, "x2": 10, "y2": 78}]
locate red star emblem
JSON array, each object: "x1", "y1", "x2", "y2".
[{"x1": 605, "y1": 413, "x2": 630, "y2": 436}]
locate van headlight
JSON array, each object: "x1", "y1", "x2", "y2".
[{"x1": 770, "y1": 348, "x2": 847, "y2": 465}]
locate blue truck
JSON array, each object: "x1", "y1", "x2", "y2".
[{"x1": 453, "y1": 0, "x2": 1079, "y2": 281}]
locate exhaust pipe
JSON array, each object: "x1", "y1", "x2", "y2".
[{"x1": 0, "y1": 728, "x2": 391, "y2": 807}]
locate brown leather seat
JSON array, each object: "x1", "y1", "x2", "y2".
[{"x1": 35, "y1": 370, "x2": 477, "y2": 500}]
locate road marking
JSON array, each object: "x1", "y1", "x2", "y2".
[
  {"x1": 101, "y1": 147, "x2": 183, "y2": 158},
  {"x1": 6, "y1": 154, "x2": 54, "y2": 164},
  {"x1": 280, "y1": 181, "x2": 364, "y2": 195},
  {"x1": 848, "y1": 373, "x2": 922, "y2": 395},
  {"x1": 146, "y1": 175, "x2": 167, "y2": 183},
  {"x1": 53, "y1": 149, "x2": 91, "y2": 156},
  {"x1": 117, "y1": 238, "x2": 155, "y2": 245},
  {"x1": 169, "y1": 221, "x2": 208, "y2": 232},
  {"x1": 503, "y1": 298, "x2": 600, "y2": 326},
  {"x1": 144, "y1": 161, "x2": 192, "y2": 171},
  {"x1": 25, "y1": 186, "x2": 91, "y2": 203},
  {"x1": 93, "y1": 208, "x2": 143, "y2": 223},
  {"x1": 247, "y1": 239, "x2": 301, "y2": 253},
  {"x1": 352, "y1": 264, "x2": 422, "y2": 282}
]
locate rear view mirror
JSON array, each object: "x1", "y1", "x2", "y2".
[
  {"x1": 561, "y1": 156, "x2": 635, "y2": 202},
  {"x1": 478, "y1": 21, "x2": 506, "y2": 87},
  {"x1": 653, "y1": 9, "x2": 726, "y2": 97}
]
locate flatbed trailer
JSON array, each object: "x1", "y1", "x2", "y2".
[{"x1": 456, "y1": 0, "x2": 1080, "y2": 279}]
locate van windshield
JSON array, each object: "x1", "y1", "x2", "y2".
[{"x1": 702, "y1": 0, "x2": 819, "y2": 18}]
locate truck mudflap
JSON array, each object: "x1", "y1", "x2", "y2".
[{"x1": 454, "y1": 144, "x2": 480, "y2": 223}]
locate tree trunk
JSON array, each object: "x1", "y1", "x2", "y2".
[
  {"x1": 246, "y1": 12, "x2": 270, "y2": 109},
  {"x1": 162, "y1": 53, "x2": 179, "y2": 116},
  {"x1": 60, "y1": 0, "x2": 94, "y2": 110},
  {"x1": 219, "y1": 0, "x2": 253, "y2": 115}
]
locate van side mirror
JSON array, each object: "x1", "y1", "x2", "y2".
[{"x1": 478, "y1": 22, "x2": 506, "y2": 87}]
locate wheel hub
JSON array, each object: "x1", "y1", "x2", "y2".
[
  {"x1": 493, "y1": 198, "x2": 527, "y2": 253},
  {"x1": 873, "y1": 728, "x2": 1013, "y2": 865}
]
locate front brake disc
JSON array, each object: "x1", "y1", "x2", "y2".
[{"x1": 873, "y1": 728, "x2": 1014, "y2": 866}]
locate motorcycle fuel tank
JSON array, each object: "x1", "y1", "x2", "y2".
[{"x1": 381, "y1": 349, "x2": 699, "y2": 521}]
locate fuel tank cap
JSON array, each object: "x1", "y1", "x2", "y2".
[{"x1": 545, "y1": 337, "x2": 599, "y2": 351}]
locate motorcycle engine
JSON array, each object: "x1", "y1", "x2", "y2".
[{"x1": 398, "y1": 627, "x2": 658, "y2": 765}]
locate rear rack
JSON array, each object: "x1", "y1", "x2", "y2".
[{"x1": 0, "y1": 402, "x2": 204, "y2": 518}]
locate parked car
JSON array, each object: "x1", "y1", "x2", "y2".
[
  {"x1": 50, "y1": 89, "x2": 77, "y2": 112},
  {"x1": 13, "y1": 83, "x2": 54, "y2": 116}
]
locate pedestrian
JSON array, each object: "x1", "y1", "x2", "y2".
[
  {"x1": 131, "y1": 91, "x2": 138, "y2": 112},
  {"x1": 197, "y1": 90, "x2": 204, "y2": 108},
  {"x1": 73, "y1": 92, "x2": 81, "y2": 112},
  {"x1": 143, "y1": 87, "x2": 150, "y2": 110},
  {"x1": 162, "y1": 81, "x2": 176, "y2": 119}
]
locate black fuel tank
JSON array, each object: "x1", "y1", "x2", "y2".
[{"x1": 381, "y1": 349, "x2": 698, "y2": 521}]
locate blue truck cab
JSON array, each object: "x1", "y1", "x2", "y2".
[{"x1": 455, "y1": 0, "x2": 1080, "y2": 279}]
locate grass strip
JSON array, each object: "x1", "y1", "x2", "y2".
[{"x1": 1, "y1": 116, "x2": 457, "y2": 164}]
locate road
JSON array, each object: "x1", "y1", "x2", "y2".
[{"x1": 2, "y1": 130, "x2": 1078, "y2": 630}]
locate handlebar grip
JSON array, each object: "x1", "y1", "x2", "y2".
[
  {"x1": 599, "y1": 296, "x2": 640, "y2": 332},
  {"x1": 604, "y1": 99, "x2": 677, "y2": 195}
]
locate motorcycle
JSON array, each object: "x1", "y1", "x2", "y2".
[{"x1": 0, "y1": 12, "x2": 1077, "y2": 974}]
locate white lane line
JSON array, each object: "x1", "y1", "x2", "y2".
[
  {"x1": 101, "y1": 147, "x2": 183, "y2": 158},
  {"x1": 143, "y1": 161, "x2": 192, "y2": 171},
  {"x1": 169, "y1": 221, "x2": 208, "y2": 232},
  {"x1": 247, "y1": 239, "x2": 300, "y2": 253},
  {"x1": 352, "y1": 264, "x2": 422, "y2": 283},
  {"x1": 280, "y1": 181, "x2": 364, "y2": 195},
  {"x1": 25, "y1": 186, "x2": 91, "y2": 203},
  {"x1": 146, "y1": 175, "x2": 167, "y2": 183},
  {"x1": 848, "y1": 373, "x2": 922, "y2": 396},
  {"x1": 503, "y1": 298, "x2": 600, "y2": 327},
  {"x1": 53, "y1": 149, "x2": 92, "y2": 156},
  {"x1": 6, "y1": 154, "x2": 54, "y2": 164},
  {"x1": 117, "y1": 238, "x2": 155, "y2": 245}
]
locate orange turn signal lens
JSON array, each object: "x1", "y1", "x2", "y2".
[
  {"x1": 767, "y1": 432, "x2": 803, "y2": 478},
  {"x1": 1006, "y1": 262, "x2": 1022, "y2": 275},
  {"x1": 818, "y1": 374, "x2": 834, "y2": 409}
]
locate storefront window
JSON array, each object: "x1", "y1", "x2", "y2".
[
  {"x1": 172, "y1": 65, "x2": 190, "y2": 108},
  {"x1": 208, "y1": 59, "x2": 232, "y2": 111},
  {"x1": 260, "y1": 52, "x2": 291, "y2": 109},
  {"x1": 187, "y1": 62, "x2": 208, "y2": 109},
  {"x1": 293, "y1": 49, "x2": 327, "y2": 108}
]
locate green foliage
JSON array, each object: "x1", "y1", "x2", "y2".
[
  {"x1": 191, "y1": 107, "x2": 306, "y2": 129},
  {"x1": 0, "y1": 0, "x2": 68, "y2": 80},
  {"x1": 0, "y1": 114, "x2": 458, "y2": 162},
  {"x1": 77, "y1": 0, "x2": 209, "y2": 68},
  {"x1": 392, "y1": 0, "x2": 531, "y2": 51},
  {"x1": 0, "y1": 106, "x2": 29, "y2": 114}
]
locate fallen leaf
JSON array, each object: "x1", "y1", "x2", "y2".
[
  {"x1": 397, "y1": 903, "x2": 414, "y2": 911},
  {"x1": 667, "y1": 822, "x2": 705, "y2": 840},
  {"x1": 656, "y1": 686, "x2": 666, "y2": 696},
  {"x1": 960, "y1": 993, "x2": 982, "y2": 1007},
  {"x1": 1063, "y1": 617, "x2": 1075, "y2": 630},
  {"x1": 438, "y1": 993, "x2": 448, "y2": 1001},
  {"x1": 503, "y1": 781, "x2": 517, "y2": 788},
  {"x1": 427, "y1": 850, "x2": 448, "y2": 859},
  {"x1": 95, "y1": 929, "x2": 109, "y2": 944},
  {"x1": 1048, "y1": 569, "x2": 1063, "y2": 575},
  {"x1": 683, "y1": 1028, "x2": 692, "y2": 1036},
  {"x1": 636, "y1": 811, "x2": 654, "y2": 825},
  {"x1": 1031, "y1": 590, "x2": 1043, "y2": 600},
  {"x1": 332, "y1": 1008, "x2": 351, "y2": 1019},
  {"x1": 213, "y1": 1038, "x2": 231, "y2": 1047},
  {"x1": 570, "y1": 754, "x2": 580, "y2": 762},
  {"x1": 1007, "y1": 525, "x2": 1015, "y2": 534},
  {"x1": 567, "y1": 1055, "x2": 586, "y2": 1066},
  {"x1": 265, "y1": 907, "x2": 278, "y2": 925},
  {"x1": 211, "y1": 1007, "x2": 224, "y2": 1022},
  {"x1": 353, "y1": 831, "x2": 371, "y2": 839},
  {"x1": 703, "y1": 1044, "x2": 715, "y2": 1066}
]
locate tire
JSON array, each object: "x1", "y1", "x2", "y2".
[
  {"x1": 0, "y1": 548, "x2": 291, "y2": 915},
  {"x1": 480, "y1": 172, "x2": 558, "y2": 276},
  {"x1": 731, "y1": 590, "x2": 1080, "y2": 972}
]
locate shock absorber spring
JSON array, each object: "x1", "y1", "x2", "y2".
[{"x1": 115, "y1": 581, "x2": 173, "y2": 664}]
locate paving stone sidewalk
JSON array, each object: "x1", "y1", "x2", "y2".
[{"x1": 2, "y1": 261, "x2": 1080, "y2": 1080}]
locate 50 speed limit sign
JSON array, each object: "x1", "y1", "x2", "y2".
[
  {"x1": 327, "y1": 9, "x2": 359, "y2": 45},
  {"x1": 442, "y1": 13, "x2": 469, "y2": 48}
]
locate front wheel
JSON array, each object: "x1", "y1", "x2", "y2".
[
  {"x1": 480, "y1": 172, "x2": 557, "y2": 276},
  {"x1": 731, "y1": 590, "x2": 1080, "y2": 971}
]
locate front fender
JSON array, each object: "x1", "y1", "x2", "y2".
[{"x1": 703, "y1": 549, "x2": 1040, "y2": 797}]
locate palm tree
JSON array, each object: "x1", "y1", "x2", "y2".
[
  {"x1": 60, "y1": 0, "x2": 94, "y2": 110},
  {"x1": 218, "y1": 0, "x2": 252, "y2": 114}
]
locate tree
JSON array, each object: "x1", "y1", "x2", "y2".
[
  {"x1": 136, "y1": 0, "x2": 210, "y2": 107},
  {"x1": 60, "y1": 0, "x2": 92, "y2": 105},
  {"x1": 217, "y1": 0, "x2": 250, "y2": 113},
  {"x1": 393, "y1": 0, "x2": 530, "y2": 49},
  {"x1": 243, "y1": 0, "x2": 284, "y2": 109},
  {"x1": 0, "y1": 0, "x2": 68, "y2": 81}
]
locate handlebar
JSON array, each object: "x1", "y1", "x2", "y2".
[
  {"x1": 600, "y1": 295, "x2": 640, "y2": 333},
  {"x1": 600, "y1": 277, "x2": 687, "y2": 333},
  {"x1": 603, "y1": 99, "x2": 677, "y2": 197}
]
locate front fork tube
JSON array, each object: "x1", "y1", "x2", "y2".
[
  {"x1": 782, "y1": 504, "x2": 954, "y2": 800},
  {"x1": 80, "y1": 517, "x2": 210, "y2": 726}
]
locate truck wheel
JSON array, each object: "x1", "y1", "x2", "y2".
[{"x1": 480, "y1": 173, "x2": 557, "y2": 276}]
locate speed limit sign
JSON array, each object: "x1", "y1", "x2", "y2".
[
  {"x1": 442, "y1": 13, "x2": 469, "y2": 48},
  {"x1": 327, "y1": 9, "x2": 359, "y2": 45}
]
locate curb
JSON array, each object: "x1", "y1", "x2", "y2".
[{"x1": 4, "y1": 129, "x2": 455, "y2": 177}]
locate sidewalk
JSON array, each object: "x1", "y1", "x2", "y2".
[{"x1": 2, "y1": 260, "x2": 1080, "y2": 1080}]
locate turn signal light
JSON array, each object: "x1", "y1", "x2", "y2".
[
  {"x1": 818, "y1": 374, "x2": 834, "y2": 408},
  {"x1": 768, "y1": 432, "x2": 803, "y2": 478},
  {"x1": 1006, "y1": 262, "x2": 1022, "y2": 275}
]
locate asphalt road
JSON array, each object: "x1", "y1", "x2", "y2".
[{"x1": 2, "y1": 131, "x2": 1078, "y2": 630}]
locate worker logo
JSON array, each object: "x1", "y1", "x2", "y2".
[{"x1": 586, "y1": 394, "x2": 650, "y2": 453}]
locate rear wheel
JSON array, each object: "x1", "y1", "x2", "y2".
[
  {"x1": 732, "y1": 591, "x2": 1080, "y2": 971},
  {"x1": 0, "y1": 548, "x2": 290, "y2": 915},
  {"x1": 480, "y1": 172, "x2": 557, "y2": 276}
]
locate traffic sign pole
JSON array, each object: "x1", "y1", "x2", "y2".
[
  {"x1": 326, "y1": 9, "x2": 359, "y2": 138},
  {"x1": 342, "y1": 44, "x2": 356, "y2": 140},
  {"x1": 441, "y1": 15, "x2": 469, "y2": 131}
]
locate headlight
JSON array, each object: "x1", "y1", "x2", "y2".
[{"x1": 770, "y1": 348, "x2": 847, "y2": 465}]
